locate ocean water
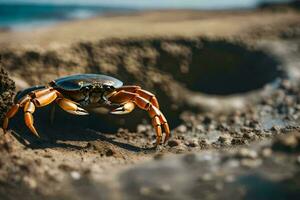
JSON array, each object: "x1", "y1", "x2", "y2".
[
  {"x1": 0, "y1": 0, "x2": 293, "y2": 30},
  {"x1": 0, "y1": 3, "x2": 135, "y2": 30}
]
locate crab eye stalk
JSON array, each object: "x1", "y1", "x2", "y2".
[{"x1": 103, "y1": 84, "x2": 114, "y2": 91}]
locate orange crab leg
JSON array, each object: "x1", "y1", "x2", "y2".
[
  {"x1": 116, "y1": 86, "x2": 160, "y2": 109},
  {"x1": 33, "y1": 90, "x2": 58, "y2": 107},
  {"x1": 24, "y1": 101, "x2": 39, "y2": 137},
  {"x1": 56, "y1": 98, "x2": 88, "y2": 115},
  {"x1": 23, "y1": 89, "x2": 59, "y2": 137},
  {"x1": 2, "y1": 104, "x2": 20, "y2": 133},
  {"x1": 2, "y1": 88, "x2": 60, "y2": 137},
  {"x1": 31, "y1": 88, "x2": 52, "y2": 98},
  {"x1": 109, "y1": 90, "x2": 170, "y2": 145}
]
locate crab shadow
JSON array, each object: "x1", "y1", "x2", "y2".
[{"x1": 9, "y1": 106, "x2": 156, "y2": 152}]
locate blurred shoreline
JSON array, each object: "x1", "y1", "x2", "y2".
[
  {"x1": 0, "y1": 3, "x2": 137, "y2": 31},
  {"x1": 0, "y1": 6, "x2": 299, "y2": 49},
  {"x1": 0, "y1": 0, "x2": 298, "y2": 31}
]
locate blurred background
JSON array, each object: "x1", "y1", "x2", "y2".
[{"x1": 0, "y1": 0, "x2": 296, "y2": 30}]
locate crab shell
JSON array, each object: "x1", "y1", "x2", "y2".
[
  {"x1": 16, "y1": 74, "x2": 123, "y2": 107},
  {"x1": 51, "y1": 74, "x2": 123, "y2": 91}
]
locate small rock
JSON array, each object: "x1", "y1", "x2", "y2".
[
  {"x1": 240, "y1": 127, "x2": 250, "y2": 133},
  {"x1": 70, "y1": 171, "x2": 81, "y2": 180},
  {"x1": 196, "y1": 124, "x2": 205, "y2": 132},
  {"x1": 175, "y1": 144, "x2": 187, "y2": 153},
  {"x1": 231, "y1": 138, "x2": 247, "y2": 145},
  {"x1": 176, "y1": 125, "x2": 187, "y2": 133},
  {"x1": 23, "y1": 176, "x2": 37, "y2": 189},
  {"x1": 185, "y1": 139, "x2": 199, "y2": 147},
  {"x1": 243, "y1": 132, "x2": 255, "y2": 139},
  {"x1": 271, "y1": 125, "x2": 281, "y2": 132},
  {"x1": 261, "y1": 148, "x2": 272, "y2": 157},
  {"x1": 207, "y1": 124, "x2": 216, "y2": 131},
  {"x1": 217, "y1": 123, "x2": 229, "y2": 131},
  {"x1": 168, "y1": 139, "x2": 181, "y2": 147},
  {"x1": 248, "y1": 120, "x2": 260, "y2": 129},
  {"x1": 218, "y1": 134, "x2": 232, "y2": 145},
  {"x1": 137, "y1": 124, "x2": 147, "y2": 133},
  {"x1": 203, "y1": 115, "x2": 213, "y2": 124},
  {"x1": 229, "y1": 116, "x2": 241, "y2": 125},
  {"x1": 236, "y1": 148, "x2": 258, "y2": 159},
  {"x1": 105, "y1": 148, "x2": 116, "y2": 157},
  {"x1": 198, "y1": 139, "x2": 209, "y2": 148}
]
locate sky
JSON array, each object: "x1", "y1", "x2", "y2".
[{"x1": 0, "y1": 0, "x2": 291, "y2": 9}]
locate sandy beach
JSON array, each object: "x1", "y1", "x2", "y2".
[
  {"x1": 1, "y1": 5, "x2": 300, "y2": 200},
  {"x1": 0, "y1": 9, "x2": 299, "y2": 48}
]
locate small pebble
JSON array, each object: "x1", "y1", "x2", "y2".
[
  {"x1": 23, "y1": 176, "x2": 37, "y2": 189},
  {"x1": 261, "y1": 148, "x2": 272, "y2": 157},
  {"x1": 137, "y1": 125, "x2": 147, "y2": 133},
  {"x1": 176, "y1": 125, "x2": 187, "y2": 133},
  {"x1": 186, "y1": 139, "x2": 199, "y2": 147},
  {"x1": 218, "y1": 134, "x2": 232, "y2": 145},
  {"x1": 243, "y1": 132, "x2": 255, "y2": 139},
  {"x1": 70, "y1": 171, "x2": 81, "y2": 180},
  {"x1": 168, "y1": 139, "x2": 181, "y2": 147},
  {"x1": 105, "y1": 148, "x2": 116, "y2": 157},
  {"x1": 236, "y1": 148, "x2": 258, "y2": 159},
  {"x1": 203, "y1": 115, "x2": 212, "y2": 124},
  {"x1": 196, "y1": 124, "x2": 205, "y2": 132}
]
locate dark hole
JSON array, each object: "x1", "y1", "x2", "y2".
[{"x1": 156, "y1": 39, "x2": 283, "y2": 95}]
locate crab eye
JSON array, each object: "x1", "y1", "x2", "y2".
[{"x1": 103, "y1": 84, "x2": 113, "y2": 90}]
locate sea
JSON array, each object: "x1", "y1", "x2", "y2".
[{"x1": 0, "y1": 0, "x2": 293, "y2": 31}]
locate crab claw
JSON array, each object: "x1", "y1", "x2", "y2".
[
  {"x1": 56, "y1": 98, "x2": 89, "y2": 115},
  {"x1": 110, "y1": 102, "x2": 135, "y2": 115},
  {"x1": 66, "y1": 107, "x2": 89, "y2": 115}
]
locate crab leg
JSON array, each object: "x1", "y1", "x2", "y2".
[
  {"x1": 109, "y1": 90, "x2": 170, "y2": 145},
  {"x1": 116, "y1": 86, "x2": 160, "y2": 109},
  {"x1": 109, "y1": 102, "x2": 135, "y2": 114},
  {"x1": 56, "y1": 98, "x2": 88, "y2": 115},
  {"x1": 2, "y1": 104, "x2": 20, "y2": 133},
  {"x1": 24, "y1": 101, "x2": 39, "y2": 137},
  {"x1": 2, "y1": 88, "x2": 60, "y2": 137},
  {"x1": 2, "y1": 95, "x2": 32, "y2": 133}
]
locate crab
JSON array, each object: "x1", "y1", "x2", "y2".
[{"x1": 2, "y1": 74, "x2": 170, "y2": 145}]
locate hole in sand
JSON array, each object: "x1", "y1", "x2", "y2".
[{"x1": 155, "y1": 39, "x2": 283, "y2": 95}]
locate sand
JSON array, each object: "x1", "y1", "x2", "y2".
[{"x1": 0, "y1": 6, "x2": 300, "y2": 200}]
